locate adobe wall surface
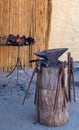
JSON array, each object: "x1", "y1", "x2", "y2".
[{"x1": 49, "y1": 0, "x2": 79, "y2": 61}]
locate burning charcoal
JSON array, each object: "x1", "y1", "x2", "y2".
[{"x1": 7, "y1": 34, "x2": 35, "y2": 46}]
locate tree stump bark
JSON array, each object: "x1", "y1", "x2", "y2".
[{"x1": 35, "y1": 66, "x2": 69, "y2": 127}]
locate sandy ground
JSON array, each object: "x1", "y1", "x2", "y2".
[{"x1": 0, "y1": 67, "x2": 79, "y2": 130}]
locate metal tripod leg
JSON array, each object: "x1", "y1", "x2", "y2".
[
  {"x1": 6, "y1": 46, "x2": 30, "y2": 85},
  {"x1": 6, "y1": 62, "x2": 18, "y2": 77},
  {"x1": 18, "y1": 57, "x2": 30, "y2": 77},
  {"x1": 7, "y1": 56, "x2": 21, "y2": 84}
]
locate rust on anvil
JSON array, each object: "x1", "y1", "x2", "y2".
[{"x1": 34, "y1": 48, "x2": 68, "y2": 64}]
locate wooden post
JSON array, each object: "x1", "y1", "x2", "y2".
[{"x1": 35, "y1": 66, "x2": 69, "y2": 127}]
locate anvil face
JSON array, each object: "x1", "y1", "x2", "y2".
[{"x1": 34, "y1": 48, "x2": 68, "y2": 64}]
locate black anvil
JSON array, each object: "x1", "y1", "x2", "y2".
[{"x1": 29, "y1": 48, "x2": 68, "y2": 67}]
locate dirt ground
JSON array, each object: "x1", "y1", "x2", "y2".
[{"x1": 0, "y1": 67, "x2": 79, "y2": 130}]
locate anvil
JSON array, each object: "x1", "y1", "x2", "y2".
[{"x1": 34, "y1": 48, "x2": 68, "y2": 64}]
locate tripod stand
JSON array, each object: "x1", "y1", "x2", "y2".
[{"x1": 7, "y1": 46, "x2": 28, "y2": 85}]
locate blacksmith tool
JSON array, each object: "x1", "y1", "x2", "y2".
[
  {"x1": 67, "y1": 53, "x2": 76, "y2": 102},
  {"x1": 34, "y1": 48, "x2": 68, "y2": 64},
  {"x1": 6, "y1": 34, "x2": 35, "y2": 85},
  {"x1": 53, "y1": 62, "x2": 68, "y2": 113},
  {"x1": 30, "y1": 48, "x2": 68, "y2": 67},
  {"x1": 22, "y1": 62, "x2": 40, "y2": 106},
  {"x1": 22, "y1": 48, "x2": 68, "y2": 105}
]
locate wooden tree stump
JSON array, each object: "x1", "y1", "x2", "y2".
[{"x1": 35, "y1": 66, "x2": 69, "y2": 127}]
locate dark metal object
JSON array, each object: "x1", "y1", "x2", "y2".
[
  {"x1": 67, "y1": 52, "x2": 71, "y2": 102},
  {"x1": 54, "y1": 62, "x2": 68, "y2": 113},
  {"x1": 34, "y1": 48, "x2": 68, "y2": 64},
  {"x1": 7, "y1": 34, "x2": 35, "y2": 46},
  {"x1": 0, "y1": 34, "x2": 35, "y2": 46},
  {"x1": 0, "y1": 34, "x2": 35, "y2": 84},
  {"x1": 29, "y1": 59, "x2": 50, "y2": 67},
  {"x1": 22, "y1": 48, "x2": 68, "y2": 105},
  {"x1": 22, "y1": 67, "x2": 36, "y2": 105},
  {"x1": 6, "y1": 46, "x2": 30, "y2": 85},
  {"x1": 29, "y1": 48, "x2": 68, "y2": 67},
  {"x1": 67, "y1": 53, "x2": 76, "y2": 102},
  {"x1": 70, "y1": 57, "x2": 76, "y2": 102},
  {"x1": 22, "y1": 62, "x2": 39, "y2": 105}
]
